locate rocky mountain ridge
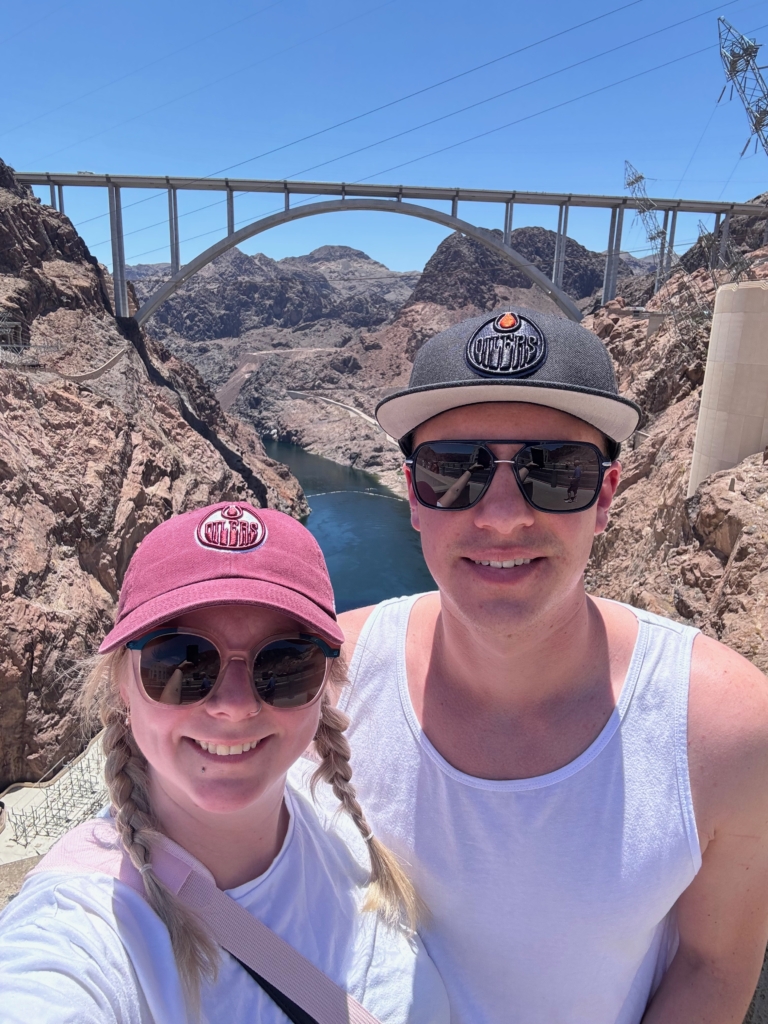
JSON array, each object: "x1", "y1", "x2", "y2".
[
  {"x1": 0, "y1": 160, "x2": 305, "y2": 788},
  {"x1": 139, "y1": 227, "x2": 642, "y2": 491}
]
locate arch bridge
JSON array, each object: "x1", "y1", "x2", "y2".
[{"x1": 17, "y1": 172, "x2": 768, "y2": 325}]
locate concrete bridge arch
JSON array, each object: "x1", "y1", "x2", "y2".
[{"x1": 134, "y1": 198, "x2": 583, "y2": 327}]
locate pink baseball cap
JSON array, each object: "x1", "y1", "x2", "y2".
[{"x1": 99, "y1": 502, "x2": 344, "y2": 653}]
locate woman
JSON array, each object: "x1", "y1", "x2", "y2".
[{"x1": 0, "y1": 502, "x2": 448, "y2": 1024}]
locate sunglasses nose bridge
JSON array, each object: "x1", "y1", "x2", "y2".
[
  {"x1": 209, "y1": 654, "x2": 263, "y2": 715},
  {"x1": 474, "y1": 456, "x2": 537, "y2": 525}
]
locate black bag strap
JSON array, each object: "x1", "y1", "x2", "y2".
[{"x1": 233, "y1": 954, "x2": 321, "y2": 1024}]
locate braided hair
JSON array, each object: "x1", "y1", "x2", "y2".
[
  {"x1": 311, "y1": 697, "x2": 421, "y2": 931},
  {"x1": 79, "y1": 641, "x2": 421, "y2": 1002},
  {"x1": 81, "y1": 649, "x2": 219, "y2": 1002}
]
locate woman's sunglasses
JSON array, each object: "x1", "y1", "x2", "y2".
[
  {"x1": 406, "y1": 440, "x2": 612, "y2": 514},
  {"x1": 126, "y1": 628, "x2": 340, "y2": 709}
]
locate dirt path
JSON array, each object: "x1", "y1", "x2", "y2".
[
  {"x1": 0, "y1": 855, "x2": 40, "y2": 908},
  {"x1": 216, "y1": 349, "x2": 339, "y2": 412}
]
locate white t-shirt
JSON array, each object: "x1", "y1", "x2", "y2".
[{"x1": 0, "y1": 784, "x2": 449, "y2": 1024}]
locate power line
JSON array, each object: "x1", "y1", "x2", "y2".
[
  {"x1": 201, "y1": 0, "x2": 645, "y2": 179},
  {"x1": 0, "y1": 0, "x2": 75, "y2": 48},
  {"x1": 70, "y1": 0, "x2": 641, "y2": 234},
  {"x1": 351, "y1": 24, "x2": 768, "y2": 184},
  {"x1": 31, "y1": 0, "x2": 402, "y2": 164},
  {"x1": 0, "y1": 0, "x2": 287, "y2": 140},
  {"x1": 108, "y1": 14, "x2": 768, "y2": 266},
  {"x1": 67, "y1": 0, "x2": 755, "y2": 238},
  {"x1": 280, "y1": 0, "x2": 747, "y2": 182},
  {"x1": 671, "y1": 100, "x2": 723, "y2": 196},
  {"x1": 76, "y1": 0, "x2": 745, "y2": 249}
]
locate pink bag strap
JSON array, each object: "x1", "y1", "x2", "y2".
[{"x1": 30, "y1": 819, "x2": 383, "y2": 1024}]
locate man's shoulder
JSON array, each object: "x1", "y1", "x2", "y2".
[
  {"x1": 689, "y1": 632, "x2": 768, "y2": 744},
  {"x1": 689, "y1": 632, "x2": 768, "y2": 835},
  {"x1": 337, "y1": 605, "x2": 378, "y2": 650}
]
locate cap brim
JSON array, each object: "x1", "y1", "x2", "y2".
[
  {"x1": 375, "y1": 379, "x2": 641, "y2": 444},
  {"x1": 99, "y1": 578, "x2": 344, "y2": 653}
]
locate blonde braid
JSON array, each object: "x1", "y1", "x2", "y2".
[
  {"x1": 311, "y1": 698, "x2": 422, "y2": 931},
  {"x1": 81, "y1": 650, "x2": 219, "y2": 1003}
]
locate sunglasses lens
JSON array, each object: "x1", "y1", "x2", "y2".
[
  {"x1": 516, "y1": 444, "x2": 601, "y2": 511},
  {"x1": 138, "y1": 633, "x2": 221, "y2": 705},
  {"x1": 413, "y1": 443, "x2": 493, "y2": 509},
  {"x1": 253, "y1": 639, "x2": 327, "y2": 708}
]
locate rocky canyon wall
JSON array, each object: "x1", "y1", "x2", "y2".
[
  {"x1": 0, "y1": 161, "x2": 306, "y2": 788},
  {"x1": 139, "y1": 200, "x2": 768, "y2": 676}
]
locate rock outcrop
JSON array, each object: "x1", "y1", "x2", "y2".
[
  {"x1": 584, "y1": 250, "x2": 768, "y2": 673},
  {"x1": 0, "y1": 160, "x2": 305, "y2": 789},
  {"x1": 135, "y1": 228, "x2": 636, "y2": 492},
  {"x1": 407, "y1": 227, "x2": 627, "y2": 313}
]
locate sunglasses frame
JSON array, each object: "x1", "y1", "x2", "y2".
[
  {"x1": 126, "y1": 627, "x2": 340, "y2": 710},
  {"x1": 405, "y1": 439, "x2": 613, "y2": 514}
]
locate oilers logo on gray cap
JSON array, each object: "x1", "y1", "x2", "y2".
[
  {"x1": 375, "y1": 307, "x2": 641, "y2": 450},
  {"x1": 465, "y1": 311, "x2": 546, "y2": 377}
]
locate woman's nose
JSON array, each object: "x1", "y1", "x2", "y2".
[{"x1": 208, "y1": 657, "x2": 262, "y2": 717}]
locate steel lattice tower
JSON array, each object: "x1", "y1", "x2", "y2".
[
  {"x1": 624, "y1": 162, "x2": 712, "y2": 332},
  {"x1": 718, "y1": 18, "x2": 768, "y2": 157}
]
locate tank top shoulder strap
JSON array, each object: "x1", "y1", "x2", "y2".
[
  {"x1": 339, "y1": 593, "x2": 422, "y2": 714},
  {"x1": 618, "y1": 602, "x2": 702, "y2": 871}
]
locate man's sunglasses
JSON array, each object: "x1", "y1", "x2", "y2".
[
  {"x1": 126, "y1": 628, "x2": 340, "y2": 709},
  {"x1": 406, "y1": 440, "x2": 612, "y2": 514}
]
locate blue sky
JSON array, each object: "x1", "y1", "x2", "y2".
[{"x1": 4, "y1": 0, "x2": 768, "y2": 272}]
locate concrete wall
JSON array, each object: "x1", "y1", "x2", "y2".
[{"x1": 688, "y1": 282, "x2": 768, "y2": 498}]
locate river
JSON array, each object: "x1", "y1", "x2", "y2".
[{"x1": 262, "y1": 439, "x2": 435, "y2": 613}]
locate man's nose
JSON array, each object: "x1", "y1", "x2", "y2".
[
  {"x1": 207, "y1": 657, "x2": 262, "y2": 717},
  {"x1": 472, "y1": 461, "x2": 536, "y2": 532}
]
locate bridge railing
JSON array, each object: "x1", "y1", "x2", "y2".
[{"x1": 17, "y1": 171, "x2": 768, "y2": 322}]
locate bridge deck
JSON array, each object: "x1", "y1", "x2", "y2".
[{"x1": 16, "y1": 172, "x2": 767, "y2": 217}]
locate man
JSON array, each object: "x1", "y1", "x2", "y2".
[
  {"x1": 565, "y1": 457, "x2": 582, "y2": 503},
  {"x1": 333, "y1": 308, "x2": 768, "y2": 1023}
]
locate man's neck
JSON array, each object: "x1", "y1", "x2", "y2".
[{"x1": 406, "y1": 589, "x2": 637, "y2": 780}]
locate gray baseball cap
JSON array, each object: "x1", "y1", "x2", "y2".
[{"x1": 375, "y1": 308, "x2": 641, "y2": 453}]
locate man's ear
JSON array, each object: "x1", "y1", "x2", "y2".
[
  {"x1": 404, "y1": 464, "x2": 422, "y2": 533},
  {"x1": 594, "y1": 460, "x2": 621, "y2": 535}
]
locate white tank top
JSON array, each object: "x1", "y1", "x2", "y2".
[{"x1": 337, "y1": 594, "x2": 702, "y2": 1024}]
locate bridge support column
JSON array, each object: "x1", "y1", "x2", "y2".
[
  {"x1": 49, "y1": 183, "x2": 57, "y2": 209},
  {"x1": 503, "y1": 200, "x2": 514, "y2": 246},
  {"x1": 654, "y1": 210, "x2": 669, "y2": 294},
  {"x1": 710, "y1": 212, "x2": 722, "y2": 270},
  {"x1": 606, "y1": 207, "x2": 622, "y2": 301},
  {"x1": 451, "y1": 194, "x2": 458, "y2": 219},
  {"x1": 108, "y1": 185, "x2": 129, "y2": 318},
  {"x1": 226, "y1": 187, "x2": 235, "y2": 236},
  {"x1": 664, "y1": 209, "x2": 678, "y2": 280},
  {"x1": 607, "y1": 206, "x2": 624, "y2": 301},
  {"x1": 167, "y1": 187, "x2": 180, "y2": 275},
  {"x1": 718, "y1": 211, "x2": 731, "y2": 266},
  {"x1": 552, "y1": 203, "x2": 570, "y2": 289},
  {"x1": 57, "y1": 185, "x2": 65, "y2": 215}
]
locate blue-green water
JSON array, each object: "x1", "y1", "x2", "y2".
[{"x1": 262, "y1": 439, "x2": 435, "y2": 613}]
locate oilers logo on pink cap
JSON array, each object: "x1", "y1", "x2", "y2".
[{"x1": 196, "y1": 504, "x2": 266, "y2": 552}]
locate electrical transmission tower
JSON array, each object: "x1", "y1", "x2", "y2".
[
  {"x1": 624, "y1": 161, "x2": 711, "y2": 334},
  {"x1": 718, "y1": 18, "x2": 768, "y2": 158}
]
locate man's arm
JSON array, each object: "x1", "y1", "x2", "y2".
[{"x1": 643, "y1": 635, "x2": 768, "y2": 1023}]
